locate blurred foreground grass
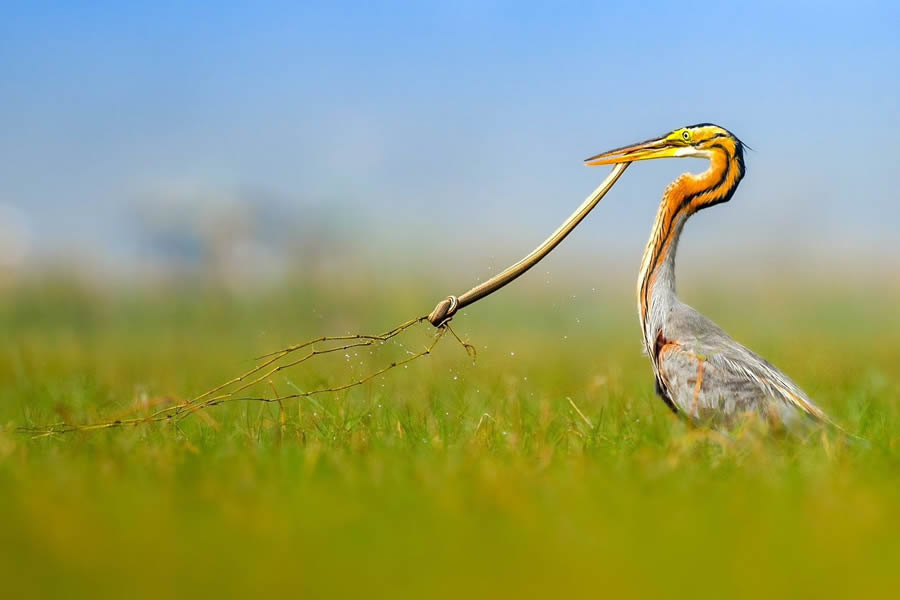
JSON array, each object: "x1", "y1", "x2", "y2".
[{"x1": 1, "y1": 271, "x2": 899, "y2": 598}]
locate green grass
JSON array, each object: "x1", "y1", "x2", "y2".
[{"x1": 1, "y1": 273, "x2": 898, "y2": 598}]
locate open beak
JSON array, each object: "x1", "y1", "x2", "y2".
[{"x1": 584, "y1": 135, "x2": 681, "y2": 166}]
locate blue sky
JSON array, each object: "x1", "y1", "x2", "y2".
[{"x1": 1, "y1": 2, "x2": 898, "y2": 271}]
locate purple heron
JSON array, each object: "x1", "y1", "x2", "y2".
[{"x1": 585, "y1": 124, "x2": 848, "y2": 435}]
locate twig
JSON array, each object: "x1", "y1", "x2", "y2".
[
  {"x1": 19, "y1": 165, "x2": 631, "y2": 439},
  {"x1": 567, "y1": 397, "x2": 594, "y2": 429},
  {"x1": 19, "y1": 317, "x2": 462, "y2": 438}
]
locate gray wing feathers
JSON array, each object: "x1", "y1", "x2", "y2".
[{"x1": 659, "y1": 303, "x2": 834, "y2": 429}]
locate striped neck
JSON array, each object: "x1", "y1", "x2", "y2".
[{"x1": 637, "y1": 142, "x2": 745, "y2": 354}]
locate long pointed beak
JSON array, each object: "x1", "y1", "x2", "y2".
[{"x1": 584, "y1": 135, "x2": 680, "y2": 166}]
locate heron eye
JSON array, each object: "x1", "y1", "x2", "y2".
[{"x1": 682, "y1": 131, "x2": 691, "y2": 142}]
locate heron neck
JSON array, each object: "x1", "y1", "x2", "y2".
[
  {"x1": 636, "y1": 190, "x2": 688, "y2": 349},
  {"x1": 637, "y1": 151, "x2": 734, "y2": 351}
]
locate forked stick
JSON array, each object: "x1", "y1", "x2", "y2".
[{"x1": 20, "y1": 165, "x2": 628, "y2": 437}]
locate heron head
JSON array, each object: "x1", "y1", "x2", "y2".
[{"x1": 584, "y1": 124, "x2": 743, "y2": 166}]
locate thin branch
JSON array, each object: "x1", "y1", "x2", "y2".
[{"x1": 18, "y1": 316, "x2": 463, "y2": 438}]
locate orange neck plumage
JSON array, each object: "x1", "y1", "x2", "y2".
[{"x1": 637, "y1": 141, "x2": 745, "y2": 350}]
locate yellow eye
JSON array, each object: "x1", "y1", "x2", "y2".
[{"x1": 682, "y1": 130, "x2": 691, "y2": 142}]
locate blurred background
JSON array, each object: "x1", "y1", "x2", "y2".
[
  {"x1": 2, "y1": 1, "x2": 898, "y2": 293},
  {"x1": 3, "y1": 6, "x2": 900, "y2": 598}
]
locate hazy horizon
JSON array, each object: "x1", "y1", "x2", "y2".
[{"x1": 2, "y1": 2, "x2": 898, "y2": 278}]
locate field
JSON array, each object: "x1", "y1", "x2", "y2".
[{"x1": 2, "y1": 270, "x2": 899, "y2": 598}]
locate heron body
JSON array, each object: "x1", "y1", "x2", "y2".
[{"x1": 586, "y1": 124, "x2": 840, "y2": 433}]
